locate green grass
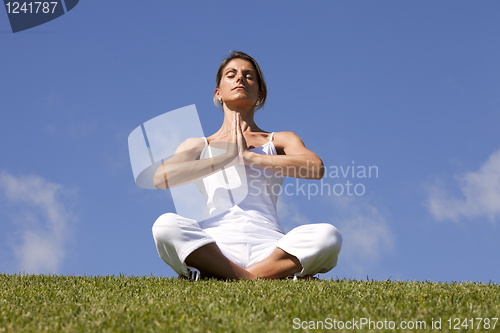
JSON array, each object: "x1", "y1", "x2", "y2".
[{"x1": 1, "y1": 274, "x2": 499, "y2": 332}]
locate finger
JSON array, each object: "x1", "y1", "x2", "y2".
[
  {"x1": 236, "y1": 113, "x2": 243, "y2": 137},
  {"x1": 237, "y1": 114, "x2": 248, "y2": 155},
  {"x1": 231, "y1": 113, "x2": 236, "y2": 143},
  {"x1": 235, "y1": 114, "x2": 242, "y2": 155},
  {"x1": 236, "y1": 113, "x2": 244, "y2": 144},
  {"x1": 233, "y1": 113, "x2": 240, "y2": 152},
  {"x1": 234, "y1": 113, "x2": 238, "y2": 135},
  {"x1": 236, "y1": 112, "x2": 239, "y2": 133},
  {"x1": 226, "y1": 113, "x2": 236, "y2": 159}
]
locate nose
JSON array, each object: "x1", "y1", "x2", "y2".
[{"x1": 235, "y1": 71, "x2": 245, "y2": 82}]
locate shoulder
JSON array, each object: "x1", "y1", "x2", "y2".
[
  {"x1": 273, "y1": 131, "x2": 307, "y2": 155},
  {"x1": 274, "y1": 131, "x2": 305, "y2": 145}
]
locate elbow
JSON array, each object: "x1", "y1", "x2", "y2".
[
  {"x1": 312, "y1": 158, "x2": 325, "y2": 180},
  {"x1": 153, "y1": 174, "x2": 162, "y2": 190},
  {"x1": 153, "y1": 168, "x2": 168, "y2": 190}
]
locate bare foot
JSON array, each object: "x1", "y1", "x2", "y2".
[
  {"x1": 295, "y1": 275, "x2": 320, "y2": 281},
  {"x1": 177, "y1": 271, "x2": 225, "y2": 281},
  {"x1": 282, "y1": 275, "x2": 319, "y2": 281}
]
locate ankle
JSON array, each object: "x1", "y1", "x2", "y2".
[{"x1": 240, "y1": 270, "x2": 257, "y2": 280}]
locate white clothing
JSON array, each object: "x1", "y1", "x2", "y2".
[{"x1": 152, "y1": 133, "x2": 342, "y2": 278}]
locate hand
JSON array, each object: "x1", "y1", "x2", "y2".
[
  {"x1": 234, "y1": 113, "x2": 250, "y2": 163},
  {"x1": 224, "y1": 113, "x2": 238, "y2": 162}
]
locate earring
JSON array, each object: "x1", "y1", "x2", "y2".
[
  {"x1": 255, "y1": 100, "x2": 260, "y2": 106},
  {"x1": 218, "y1": 98, "x2": 223, "y2": 104}
]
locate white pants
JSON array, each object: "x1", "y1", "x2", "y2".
[{"x1": 152, "y1": 213, "x2": 342, "y2": 278}]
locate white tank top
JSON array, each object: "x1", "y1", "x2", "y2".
[{"x1": 195, "y1": 133, "x2": 285, "y2": 240}]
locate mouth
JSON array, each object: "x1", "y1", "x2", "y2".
[{"x1": 232, "y1": 86, "x2": 246, "y2": 91}]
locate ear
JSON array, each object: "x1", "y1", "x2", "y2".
[
  {"x1": 214, "y1": 88, "x2": 221, "y2": 100},
  {"x1": 258, "y1": 90, "x2": 264, "y2": 102}
]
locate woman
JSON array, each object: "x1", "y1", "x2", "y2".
[{"x1": 152, "y1": 51, "x2": 342, "y2": 280}]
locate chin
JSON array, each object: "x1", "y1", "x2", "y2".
[{"x1": 226, "y1": 100, "x2": 254, "y2": 109}]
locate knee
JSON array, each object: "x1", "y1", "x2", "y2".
[
  {"x1": 153, "y1": 212, "x2": 179, "y2": 227},
  {"x1": 317, "y1": 223, "x2": 342, "y2": 254},
  {"x1": 152, "y1": 213, "x2": 180, "y2": 240}
]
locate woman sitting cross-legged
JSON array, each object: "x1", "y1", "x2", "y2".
[{"x1": 152, "y1": 51, "x2": 342, "y2": 280}]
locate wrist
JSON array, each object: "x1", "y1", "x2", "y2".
[{"x1": 243, "y1": 151, "x2": 259, "y2": 165}]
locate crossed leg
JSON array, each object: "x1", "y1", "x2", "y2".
[
  {"x1": 185, "y1": 242, "x2": 255, "y2": 280},
  {"x1": 154, "y1": 214, "x2": 340, "y2": 280},
  {"x1": 246, "y1": 247, "x2": 303, "y2": 279},
  {"x1": 185, "y1": 242, "x2": 303, "y2": 280}
]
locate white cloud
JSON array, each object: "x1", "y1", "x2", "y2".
[
  {"x1": 277, "y1": 196, "x2": 313, "y2": 232},
  {"x1": 0, "y1": 172, "x2": 77, "y2": 274},
  {"x1": 331, "y1": 197, "x2": 394, "y2": 275},
  {"x1": 278, "y1": 195, "x2": 394, "y2": 275},
  {"x1": 427, "y1": 148, "x2": 500, "y2": 222}
]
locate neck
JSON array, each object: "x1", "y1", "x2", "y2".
[{"x1": 218, "y1": 105, "x2": 261, "y2": 134}]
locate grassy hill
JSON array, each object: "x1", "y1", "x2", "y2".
[{"x1": 1, "y1": 274, "x2": 499, "y2": 332}]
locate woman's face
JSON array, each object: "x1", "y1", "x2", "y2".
[{"x1": 216, "y1": 58, "x2": 262, "y2": 110}]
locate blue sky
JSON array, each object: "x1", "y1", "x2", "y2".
[{"x1": 1, "y1": 1, "x2": 499, "y2": 282}]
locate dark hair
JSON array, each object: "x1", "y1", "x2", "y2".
[{"x1": 214, "y1": 51, "x2": 267, "y2": 111}]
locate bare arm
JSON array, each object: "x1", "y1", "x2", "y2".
[
  {"x1": 230, "y1": 113, "x2": 323, "y2": 180},
  {"x1": 226, "y1": 115, "x2": 321, "y2": 181},
  {"x1": 243, "y1": 131, "x2": 324, "y2": 179},
  {"x1": 153, "y1": 138, "x2": 238, "y2": 190},
  {"x1": 156, "y1": 113, "x2": 324, "y2": 189}
]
